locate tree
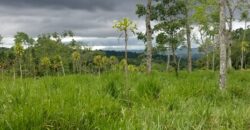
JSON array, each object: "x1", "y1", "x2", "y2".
[
  {"x1": 109, "y1": 56, "x2": 119, "y2": 71},
  {"x1": 0, "y1": 50, "x2": 7, "y2": 80},
  {"x1": 198, "y1": 37, "x2": 213, "y2": 70},
  {"x1": 14, "y1": 32, "x2": 34, "y2": 76},
  {"x1": 40, "y1": 57, "x2": 51, "y2": 76},
  {"x1": 156, "y1": 40, "x2": 171, "y2": 71},
  {"x1": 193, "y1": 0, "x2": 219, "y2": 71},
  {"x1": 113, "y1": 18, "x2": 137, "y2": 77},
  {"x1": 240, "y1": 11, "x2": 249, "y2": 70},
  {"x1": 184, "y1": 0, "x2": 193, "y2": 73},
  {"x1": 136, "y1": 0, "x2": 153, "y2": 74},
  {"x1": 154, "y1": 0, "x2": 186, "y2": 76},
  {"x1": 72, "y1": 51, "x2": 81, "y2": 73},
  {"x1": 51, "y1": 55, "x2": 65, "y2": 76},
  {"x1": 14, "y1": 42, "x2": 24, "y2": 79},
  {"x1": 93, "y1": 55, "x2": 103, "y2": 76},
  {"x1": 219, "y1": 0, "x2": 227, "y2": 90},
  {"x1": 225, "y1": 0, "x2": 245, "y2": 69}
]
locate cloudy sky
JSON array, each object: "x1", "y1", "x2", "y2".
[
  {"x1": 0, "y1": 0, "x2": 146, "y2": 37},
  {"x1": 0, "y1": 0, "x2": 148, "y2": 49},
  {"x1": 0, "y1": 0, "x2": 247, "y2": 50}
]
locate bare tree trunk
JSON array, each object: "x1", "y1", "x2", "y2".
[
  {"x1": 146, "y1": 0, "x2": 153, "y2": 74},
  {"x1": 212, "y1": 44, "x2": 215, "y2": 71},
  {"x1": 219, "y1": 0, "x2": 227, "y2": 90},
  {"x1": 98, "y1": 67, "x2": 100, "y2": 76},
  {"x1": 225, "y1": 0, "x2": 233, "y2": 70},
  {"x1": 61, "y1": 62, "x2": 65, "y2": 76},
  {"x1": 241, "y1": 21, "x2": 247, "y2": 70},
  {"x1": 73, "y1": 61, "x2": 75, "y2": 73},
  {"x1": 241, "y1": 49, "x2": 244, "y2": 70},
  {"x1": 178, "y1": 56, "x2": 182, "y2": 72},
  {"x1": 171, "y1": 45, "x2": 178, "y2": 77},
  {"x1": 212, "y1": 36, "x2": 216, "y2": 71},
  {"x1": 206, "y1": 49, "x2": 209, "y2": 70},
  {"x1": 124, "y1": 30, "x2": 128, "y2": 77},
  {"x1": 19, "y1": 58, "x2": 23, "y2": 79},
  {"x1": 227, "y1": 33, "x2": 232, "y2": 69},
  {"x1": 166, "y1": 48, "x2": 170, "y2": 71},
  {"x1": 185, "y1": 0, "x2": 192, "y2": 73},
  {"x1": 13, "y1": 66, "x2": 16, "y2": 81}
]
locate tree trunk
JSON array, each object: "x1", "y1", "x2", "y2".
[
  {"x1": 241, "y1": 49, "x2": 244, "y2": 70},
  {"x1": 178, "y1": 57, "x2": 181, "y2": 72},
  {"x1": 124, "y1": 30, "x2": 128, "y2": 77},
  {"x1": 241, "y1": 21, "x2": 247, "y2": 70},
  {"x1": 98, "y1": 67, "x2": 100, "y2": 76},
  {"x1": 166, "y1": 48, "x2": 170, "y2": 71},
  {"x1": 146, "y1": 0, "x2": 153, "y2": 74},
  {"x1": 225, "y1": 0, "x2": 233, "y2": 70},
  {"x1": 212, "y1": 36, "x2": 215, "y2": 71},
  {"x1": 206, "y1": 50, "x2": 209, "y2": 70},
  {"x1": 171, "y1": 45, "x2": 178, "y2": 77},
  {"x1": 219, "y1": 0, "x2": 227, "y2": 90},
  {"x1": 13, "y1": 66, "x2": 16, "y2": 81},
  {"x1": 73, "y1": 62, "x2": 75, "y2": 73},
  {"x1": 19, "y1": 58, "x2": 23, "y2": 79},
  {"x1": 227, "y1": 31, "x2": 232, "y2": 69},
  {"x1": 61, "y1": 63, "x2": 65, "y2": 76},
  {"x1": 212, "y1": 44, "x2": 215, "y2": 71},
  {"x1": 185, "y1": 0, "x2": 192, "y2": 73}
]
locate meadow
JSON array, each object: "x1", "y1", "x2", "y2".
[{"x1": 0, "y1": 71, "x2": 249, "y2": 130}]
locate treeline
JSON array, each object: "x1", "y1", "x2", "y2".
[
  {"x1": 0, "y1": 28, "x2": 249, "y2": 79},
  {"x1": 0, "y1": 32, "x2": 150, "y2": 78}
]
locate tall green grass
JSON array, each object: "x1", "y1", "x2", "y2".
[{"x1": 0, "y1": 71, "x2": 249, "y2": 129}]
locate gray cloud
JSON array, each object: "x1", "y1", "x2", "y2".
[
  {"x1": 0, "y1": 0, "x2": 145, "y2": 37},
  {"x1": 0, "y1": 0, "x2": 134, "y2": 11}
]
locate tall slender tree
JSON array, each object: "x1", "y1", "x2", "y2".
[
  {"x1": 185, "y1": 0, "x2": 193, "y2": 73},
  {"x1": 14, "y1": 42, "x2": 24, "y2": 79},
  {"x1": 113, "y1": 18, "x2": 137, "y2": 77},
  {"x1": 240, "y1": 11, "x2": 249, "y2": 70},
  {"x1": 154, "y1": 0, "x2": 186, "y2": 76},
  {"x1": 136, "y1": 0, "x2": 155, "y2": 74},
  {"x1": 225, "y1": 0, "x2": 248, "y2": 70},
  {"x1": 219, "y1": 0, "x2": 227, "y2": 90}
]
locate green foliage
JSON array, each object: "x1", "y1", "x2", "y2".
[
  {"x1": 113, "y1": 17, "x2": 137, "y2": 34},
  {"x1": 136, "y1": 4, "x2": 146, "y2": 17},
  {"x1": 14, "y1": 42, "x2": 24, "y2": 57},
  {"x1": 0, "y1": 71, "x2": 250, "y2": 129}
]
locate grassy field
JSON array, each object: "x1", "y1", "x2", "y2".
[{"x1": 0, "y1": 71, "x2": 250, "y2": 129}]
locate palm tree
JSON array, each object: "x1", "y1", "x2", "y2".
[
  {"x1": 93, "y1": 55, "x2": 103, "y2": 76},
  {"x1": 72, "y1": 51, "x2": 81, "y2": 73},
  {"x1": 113, "y1": 18, "x2": 137, "y2": 77},
  {"x1": 14, "y1": 42, "x2": 24, "y2": 79}
]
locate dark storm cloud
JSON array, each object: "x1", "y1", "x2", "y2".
[
  {"x1": 0, "y1": 0, "x2": 145, "y2": 37},
  {"x1": 0, "y1": 0, "x2": 134, "y2": 11}
]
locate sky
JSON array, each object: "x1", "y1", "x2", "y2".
[
  {"x1": 0, "y1": 0, "x2": 247, "y2": 50},
  {"x1": 0, "y1": 0, "x2": 147, "y2": 49}
]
